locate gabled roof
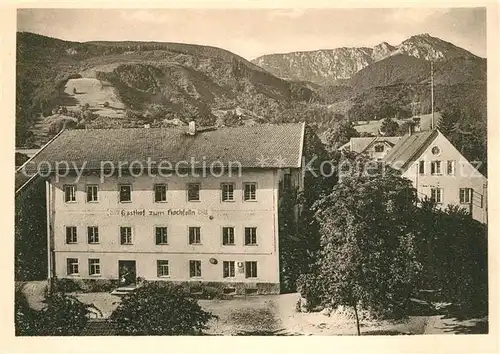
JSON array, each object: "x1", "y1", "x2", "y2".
[
  {"x1": 383, "y1": 130, "x2": 438, "y2": 170},
  {"x1": 343, "y1": 136, "x2": 401, "y2": 153},
  {"x1": 16, "y1": 123, "x2": 305, "y2": 193}
]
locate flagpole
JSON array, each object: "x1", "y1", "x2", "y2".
[{"x1": 431, "y1": 61, "x2": 434, "y2": 130}]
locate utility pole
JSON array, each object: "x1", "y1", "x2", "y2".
[{"x1": 431, "y1": 61, "x2": 434, "y2": 130}]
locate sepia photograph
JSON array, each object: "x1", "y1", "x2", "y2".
[{"x1": 11, "y1": 5, "x2": 491, "y2": 340}]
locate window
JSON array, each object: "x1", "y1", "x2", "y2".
[
  {"x1": 221, "y1": 183, "x2": 235, "y2": 202},
  {"x1": 245, "y1": 261, "x2": 257, "y2": 278},
  {"x1": 156, "y1": 227, "x2": 168, "y2": 245},
  {"x1": 431, "y1": 161, "x2": 442, "y2": 175},
  {"x1": 86, "y1": 185, "x2": 98, "y2": 202},
  {"x1": 223, "y1": 261, "x2": 235, "y2": 278},
  {"x1": 189, "y1": 227, "x2": 201, "y2": 245},
  {"x1": 419, "y1": 161, "x2": 425, "y2": 175},
  {"x1": 67, "y1": 258, "x2": 79, "y2": 275},
  {"x1": 88, "y1": 259, "x2": 101, "y2": 276},
  {"x1": 87, "y1": 226, "x2": 99, "y2": 244},
  {"x1": 64, "y1": 185, "x2": 76, "y2": 203},
  {"x1": 447, "y1": 161, "x2": 455, "y2": 175},
  {"x1": 187, "y1": 183, "x2": 200, "y2": 201},
  {"x1": 66, "y1": 226, "x2": 77, "y2": 244},
  {"x1": 119, "y1": 185, "x2": 132, "y2": 202},
  {"x1": 244, "y1": 227, "x2": 257, "y2": 246},
  {"x1": 374, "y1": 144, "x2": 384, "y2": 152},
  {"x1": 431, "y1": 146, "x2": 441, "y2": 155},
  {"x1": 431, "y1": 188, "x2": 443, "y2": 204},
  {"x1": 189, "y1": 260, "x2": 201, "y2": 277},
  {"x1": 120, "y1": 227, "x2": 133, "y2": 245},
  {"x1": 244, "y1": 183, "x2": 257, "y2": 201},
  {"x1": 157, "y1": 260, "x2": 169, "y2": 277},
  {"x1": 222, "y1": 227, "x2": 235, "y2": 245},
  {"x1": 154, "y1": 184, "x2": 167, "y2": 202},
  {"x1": 459, "y1": 188, "x2": 473, "y2": 204}
]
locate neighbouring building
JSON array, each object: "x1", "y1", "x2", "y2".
[
  {"x1": 338, "y1": 136, "x2": 401, "y2": 160},
  {"x1": 383, "y1": 128, "x2": 487, "y2": 224},
  {"x1": 16, "y1": 123, "x2": 306, "y2": 294}
]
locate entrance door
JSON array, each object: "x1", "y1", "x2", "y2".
[{"x1": 118, "y1": 260, "x2": 137, "y2": 286}]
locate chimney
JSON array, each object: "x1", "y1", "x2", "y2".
[{"x1": 187, "y1": 120, "x2": 197, "y2": 136}]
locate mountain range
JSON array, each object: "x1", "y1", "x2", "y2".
[
  {"x1": 16, "y1": 32, "x2": 486, "y2": 152},
  {"x1": 251, "y1": 33, "x2": 481, "y2": 84}
]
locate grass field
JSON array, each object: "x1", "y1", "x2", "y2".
[{"x1": 63, "y1": 78, "x2": 125, "y2": 118}]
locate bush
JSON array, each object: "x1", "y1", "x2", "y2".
[
  {"x1": 37, "y1": 293, "x2": 92, "y2": 335},
  {"x1": 110, "y1": 282, "x2": 216, "y2": 335},
  {"x1": 202, "y1": 286, "x2": 223, "y2": 300},
  {"x1": 52, "y1": 278, "x2": 83, "y2": 293},
  {"x1": 296, "y1": 273, "x2": 324, "y2": 311},
  {"x1": 15, "y1": 290, "x2": 40, "y2": 336}
]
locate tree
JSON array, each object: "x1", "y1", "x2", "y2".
[
  {"x1": 280, "y1": 126, "x2": 337, "y2": 293},
  {"x1": 306, "y1": 157, "x2": 422, "y2": 334},
  {"x1": 323, "y1": 120, "x2": 359, "y2": 152},
  {"x1": 397, "y1": 121, "x2": 413, "y2": 136},
  {"x1": 110, "y1": 282, "x2": 216, "y2": 335},
  {"x1": 15, "y1": 179, "x2": 47, "y2": 281},
  {"x1": 380, "y1": 117, "x2": 400, "y2": 136},
  {"x1": 37, "y1": 293, "x2": 96, "y2": 335},
  {"x1": 15, "y1": 290, "x2": 97, "y2": 336},
  {"x1": 414, "y1": 200, "x2": 488, "y2": 316}
]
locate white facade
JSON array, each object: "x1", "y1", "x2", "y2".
[
  {"x1": 402, "y1": 131, "x2": 487, "y2": 224},
  {"x1": 46, "y1": 168, "x2": 302, "y2": 292}
]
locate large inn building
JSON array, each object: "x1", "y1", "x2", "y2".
[{"x1": 16, "y1": 123, "x2": 306, "y2": 294}]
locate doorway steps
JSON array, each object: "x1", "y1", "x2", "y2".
[{"x1": 110, "y1": 285, "x2": 137, "y2": 296}]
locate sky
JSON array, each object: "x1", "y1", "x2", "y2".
[{"x1": 17, "y1": 7, "x2": 486, "y2": 60}]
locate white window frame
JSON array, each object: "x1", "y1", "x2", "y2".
[
  {"x1": 88, "y1": 258, "x2": 101, "y2": 276},
  {"x1": 244, "y1": 227, "x2": 257, "y2": 246},
  {"x1": 187, "y1": 183, "x2": 201, "y2": 202},
  {"x1": 119, "y1": 184, "x2": 132, "y2": 203},
  {"x1": 157, "y1": 260, "x2": 170, "y2": 277},
  {"x1": 418, "y1": 161, "x2": 425, "y2": 175},
  {"x1": 155, "y1": 226, "x2": 168, "y2": 245},
  {"x1": 189, "y1": 260, "x2": 202, "y2": 278},
  {"x1": 459, "y1": 188, "x2": 473, "y2": 204},
  {"x1": 447, "y1": 160, "x2": 455, "y2": 175},
  {"x1": 66, "y1": 226, "x2": 77, "y2": 244},
  {"x1": 221, "y1": 182, "x2": 235, "y2": 202},
  {"x1": 223, "y1": 261, "x2": 235, "y2": 278},
  {"x1": 67, "y1": 258, "x2": 79, "y2": 275},
  {"x1": 188, "y1": 227, "x2": 201, "y2": 245},
  {"x1": 245, "y1": 261, "x2": 258, "y2": 278},
  {"x1": 87, "y1": 226, "x2": 99, "y2": 244},
  {"x1": 86, "y1": 184, "x2": 99, "y2": 203},
  {"x1": 222, "y1": 227, "x2": 235, "y2": 245},
  {"x1": 243, "y1": 182, "x2": 257, "y2": 201},
  {"x1": 120, "y1": 226, "x2": 133, "y2": 245},
  {"x1": 431, "y1": 161, "x2": 442, "y2": 176},
  {"x1": 431, "y1": 188, "x2": 443, "y2": 204},
  {"x1": 64, "y1": 185, "x2": 76, "y2": 203},
  {"x1": 154, "y1": 184, "x2": 167, "y2": 203}
]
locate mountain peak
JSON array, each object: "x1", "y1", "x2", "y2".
[{"x1": 250, "y1": 33, "x2": 479, "y2": 84}]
